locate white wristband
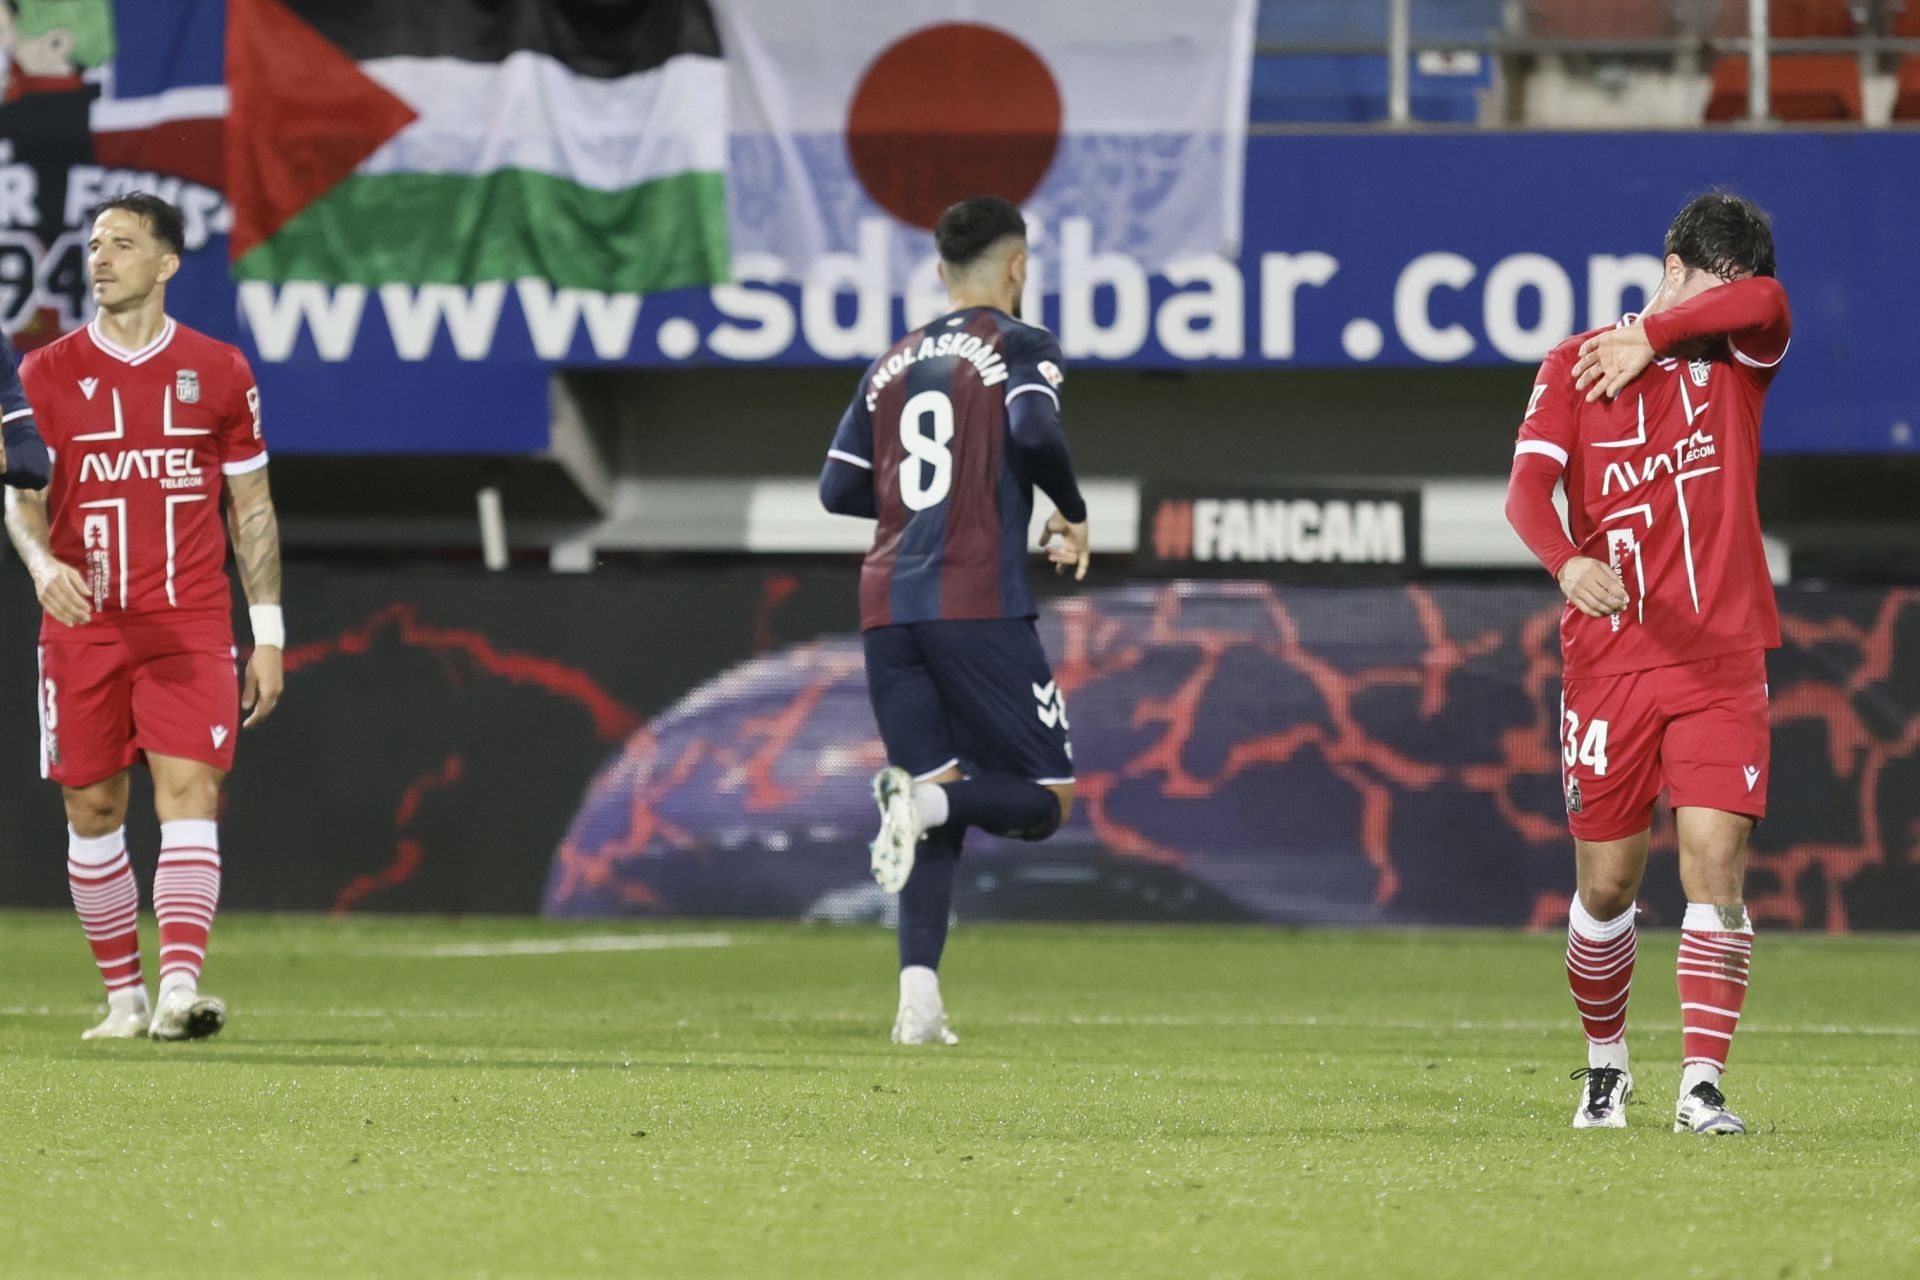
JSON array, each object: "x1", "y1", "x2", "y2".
[{"x1": 249, "y1": 604, "x2": 285, "y2": 649}]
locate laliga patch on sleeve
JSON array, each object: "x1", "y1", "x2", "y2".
[{"x1": 1038, "y1": 360, "x2": 1065, "y2": 388}]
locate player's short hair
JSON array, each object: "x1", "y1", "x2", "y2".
[
  {"x1": 935, "y1": 197, "x2": 1028, "y2": 270},
  {"x1": 1665, "y1": 191, "x2": 1776, "y2": 281},
  {"x1": 90, "y1": 192, "x2": 186, "y2": 257}
]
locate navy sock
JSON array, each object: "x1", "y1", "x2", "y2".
[
  {"x1": 898, "y1": 826, "x2": 962, "y2": 970},
  {"x1": 939, "y1": 778, "x2": 1062, "y2": 841}
]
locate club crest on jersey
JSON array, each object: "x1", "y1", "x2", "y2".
[
  {"x1": 1564, "y1": 774, "x2": 1583, "y2": 814},
  {"x1": 1688, "y1": 358, "x2": 1712, "y2": 388},
  {"x1": 175, "y1": 370, "x2": 200, "y2": 404}
]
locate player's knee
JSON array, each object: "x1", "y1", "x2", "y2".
[
  {"x1": 154, "y1": 771, "x2": 221, "y2": 821},
  {"x1": 62, "y1": 787, "x2": 126, "y2": 837},
  {"x1": 1578, "y1": 879, "x2": 1637, "y2": 920},
  {"x1": 1013, "y1": 787, "x2": 1070, "y2": 842}
]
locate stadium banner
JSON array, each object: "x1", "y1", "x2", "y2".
[
  {"x1": 6, "y1": 568, "x2": 1912, "y2": 931},
  {"x1": 225, "y1": 0, "x2": 730, "y2": 294},
  {"x1": 710, "y1": 0, "x2": 1258, "y2": 278},
  {"x1": 1136, "y1": 483, "x2": 1421, "y2": 578},
  {"x1": 2, "y1": 3, "x2": 1917, "y2": 454}
]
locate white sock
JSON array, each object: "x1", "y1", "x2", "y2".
[
  {"x1": 1682, "y1": 902, "x2": 1752, "y2": 934},
  {"x1": 912, "y1": 783, "x2": 950, "y2": 830},
  {"x1": 899, "y1": 964, "x2": 941, "y2": 1008},
  {"x1": 1680, "y1": 1062, "x2": 1722, "y2": 1096},
  {"x1": 1588, "y1": 1040, "x2": 1630, "y2": 1073}
]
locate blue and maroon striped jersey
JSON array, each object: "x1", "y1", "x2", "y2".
[{"x1": 827, "y1": 307, "x2": 1069, "y2": 632}]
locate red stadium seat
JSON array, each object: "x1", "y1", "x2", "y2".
[
  {"x1": 1892, "y1": 56, "x2": 1920, "y2": 119},
  {"x1": 1527, "y1": 0, "x2": 1672, "y2": 38},
  {"x1": 1704, "y1": 54, "x2": 1863, "y2": 119},
  {"x1": 1709, "y1": 0, "x2": 1858, "y2": 38}
]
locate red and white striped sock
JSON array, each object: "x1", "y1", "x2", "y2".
[
  {"x1": 154, "y1": 820, "x2": 221, "y2": 999},
  {"x1": 67, "y1": 826, "x2": 145, "y2": 1004},
  {"x1": 1567, "y1": 897, "x2": 1636, "y2": 1070},
  {"x1": 1677, "y1": 903, "x2": 1753, "y2": 1095}
]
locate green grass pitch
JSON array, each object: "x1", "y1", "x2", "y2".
[{"x1": 2, "y1": 912, "x2": 1916, "y2": 1279}]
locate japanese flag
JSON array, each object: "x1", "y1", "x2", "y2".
[{"x1": 713, "y1": 0, "x2": 1256, "y2": 280}]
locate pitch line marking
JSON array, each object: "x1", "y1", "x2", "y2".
[{"x1": 405, "y1": 931, "x2": 738, "y2": 958}]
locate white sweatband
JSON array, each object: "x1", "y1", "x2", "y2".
[{"x1": 249, "y1": 604, "x2": 286, "y2": 648}]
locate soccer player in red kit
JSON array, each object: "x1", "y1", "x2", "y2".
[
  {"x1": 1505, "y1": 193, "x2": 1788, "y2": 1134},
  {"x1": 5, "y1": 194, "x2": 285, "y2": 1042}
]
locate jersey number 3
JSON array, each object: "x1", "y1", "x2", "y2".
[{"x1": 899, "y1": 390, "x2": 955, "y2": 512}]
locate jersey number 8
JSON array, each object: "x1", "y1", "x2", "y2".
[{"x1": 899, "y1": 390, "x2": 955, "y2": 512}]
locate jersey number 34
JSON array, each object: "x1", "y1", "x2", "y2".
[{"x1": 1563, "y1": 711, "x2": 1610, "y2": 776}]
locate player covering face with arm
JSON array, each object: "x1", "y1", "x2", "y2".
[
  {"x1": 4, "y1": 194, "x2": 284, "y2": 1042},
  {"x1": 819, "y1": 195, "x2": 1089, "y2": 1046},
  {"x1": 1504, "y1": 192, "x2": 1788, "y2": 1136}
]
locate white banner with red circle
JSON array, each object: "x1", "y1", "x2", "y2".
[{"x1": 713, "y1": 0, "x2": 1257, "y2": 279}]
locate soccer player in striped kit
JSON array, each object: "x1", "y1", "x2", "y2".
[
  {"x1": 6, "y1": 194, "x2": 286, "y2": 1042},
  {"x1": 820, "y1": 196, "x2": 1089, "y2": 1045},
  {"x1": 3, "y1": 331, "x2": 52, "y2": 489},
  {"x1": 1506, "y1": 193, "x2": 1788, "y2": 1134}
]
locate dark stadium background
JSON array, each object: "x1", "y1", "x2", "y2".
[{"x1": 3, "y1": 0, "x2": 1917, "y2": 931}]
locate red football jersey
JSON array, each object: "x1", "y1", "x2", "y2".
[
  {"x1": 1513, "y1": 278, "x2": 1789, "y2": 679},
  {"x1": 21, "y1": 318, "x2": 266, "y2": 641}
]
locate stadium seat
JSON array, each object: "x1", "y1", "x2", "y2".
[
  {"x1": 1704, "y1": 54, "x2": 1864, "y2": 119},
  {"x1": 1893, "y1": 55, "x2": 1920, "y2": 119},
  {"x1": 1255, "y1": 0, "x2": 1504, "y2": 44},
  {"x1": 1525, "y1": 0, "x2": 1674, "y2": 39},
  {"x1": 1894, "y1": 2, "x2": 1920, "y2": 120},
  {"x1": 1709, "y1": 0, "x2": 1859, "y2": 37},
  {"x1": 1250, "y1": 54, "x2": 1489, "y2": 124}
]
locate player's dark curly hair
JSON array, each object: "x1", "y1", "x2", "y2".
[
  {"x1": 1665, "y1": 191, "x2": 1776, "y2": 281},
  {"x1": 934, "y1": 196, "x2": 1028, "y2": 269},
  {"x1": 90, "y1": 192, "x2": 186, "y2": 257}
]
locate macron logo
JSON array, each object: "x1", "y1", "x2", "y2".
[
  {"x1": 79, "y1": 378, "x2": 100, "y2": 400},
  {"x1": 1743, "y1": 766, "x2": 1760, "y2": 792},
  {"x1": 211, "y1": 726, "x2": 230, "y2": 749}
]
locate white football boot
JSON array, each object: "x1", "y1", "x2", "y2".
[
  {"x1": 1570, "y1": 1066, "x2": 1633, "y2": 1128},
  {"x1": 869, "y1": 766, "x2": 922, "y2": 894},
  {"x1": 81, "y1": 994, "x2": 151, "y2": 1041},
  {"x1": 148, "y1": 987, "x2": 227, "y2": 1041},
  {"x1": 1674, "y1": 1081, "x2": 1746, "y2": 1135},
  {"x1": 892, "y1": 965, "x2": 959, "y2": 1046}
]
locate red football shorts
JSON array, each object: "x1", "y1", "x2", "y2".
[
  {"x1": 38, "y1": 625, "x2": 240, "y2": 788},
  {"x1": 1559, "y1": 648, "x2": 1770, "y2": 842}
]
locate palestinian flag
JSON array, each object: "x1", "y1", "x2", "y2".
[{"x1": 227, "y1": 0, "x2": 729, "y2": 293}]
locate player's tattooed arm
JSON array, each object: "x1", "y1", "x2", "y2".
[
  {"x1": 225, "y1": 467, "x2": 282, "y2": 607},
  {"x1": 4, "y1": 487, "x2": 91, "y2": 627},
  {"x1": 225, "y1": 467, "x2": 285, "y2": 727}
]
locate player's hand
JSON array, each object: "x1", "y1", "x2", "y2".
[
  {"x1": 1041, "y1": 510, "x2": 1090, "y2": 582},
  {"x1": 242, "y1": 645, "x2": 284, "y2": 728},
  {"x1": 31, "y1": 559, "x2": 92, "y2": 628},
  {"x1": 1572, "y1": 324, "x2": 1657, "y2": 402},
  {"x1": 1557, "y1": 556, "x2": 1629, "y2": 618}
]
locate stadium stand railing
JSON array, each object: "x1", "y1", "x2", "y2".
[{"x1": 1251, "y1": 0, "x2": 1920, "y2": 126}]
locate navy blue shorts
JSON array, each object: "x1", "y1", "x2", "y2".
[{"x1": 863, "y1": 618, "x2": 1075, "y2": 784}]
